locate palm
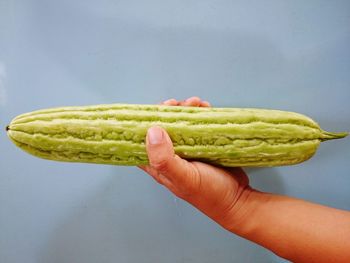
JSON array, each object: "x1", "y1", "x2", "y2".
[{"x1": 187, "y1": 161, "x2": 249, "y2": 226}]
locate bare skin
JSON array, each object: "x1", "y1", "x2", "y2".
[{"x1": 139, "y1": 97, "x2": 350, "y2": 263}]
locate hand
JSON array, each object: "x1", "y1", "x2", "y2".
[
  {"x1": 139, "y1": 97, "x2": 252, "y2": 230},
  {"x1": 139, "y1": 97, "x2": 350, "y2": 262}
]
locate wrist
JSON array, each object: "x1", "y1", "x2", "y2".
[{"x1": 222, "y1": 187, "x2": 271, "y2": 236}]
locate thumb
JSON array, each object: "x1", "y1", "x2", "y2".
[{"x1": 144, "y1": 126, "x2": 200, "y2": 198}]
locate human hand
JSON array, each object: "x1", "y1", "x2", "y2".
[
  {"x1": 139, "y1": 97, "x2": 350, "y2": 262},
  {"x1": 139, "y1": 97, "x2": 252, "y2": 231}
]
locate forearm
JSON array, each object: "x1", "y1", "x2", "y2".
[{"x1": 229, "y1": 189, "x2": 350, "y2": 262}]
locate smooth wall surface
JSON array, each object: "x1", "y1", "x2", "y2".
[{"x1": 1, "y1": 1, "x2": 349, "y2": 262}]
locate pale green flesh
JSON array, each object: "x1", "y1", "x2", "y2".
[{"x1": 7, "y1": 104, "x2": 348, "y2": 167}]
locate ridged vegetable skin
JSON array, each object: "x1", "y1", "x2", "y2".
[{"x1": 6, "y1": 104, "x2": 348, "y2": 167}]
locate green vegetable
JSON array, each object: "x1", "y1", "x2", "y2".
[{"x1": 6, "y1": 104, "x2": 348, "y2": 167}]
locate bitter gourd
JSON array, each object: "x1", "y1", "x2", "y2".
[{"x1": 6, "y1": 104, "x2": 348, "y2": 167}]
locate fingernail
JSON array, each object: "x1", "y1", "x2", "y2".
[{"x1": 148, "y1": 126, "x2": 164, "y2": 145}]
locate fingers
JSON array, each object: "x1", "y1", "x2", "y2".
[
  {"x1": 179, "y1": 96, "x2": 201, "y2": 107},
  {"x1": 144, "y1": 126, "x2": 200, "y2": 198},
  {"x1": 143, "y1": 97, "x2": 211, "y2": 196},
  {"x1": 200, "y1": 100, "x2": 211, "y2": 107},
  {"x1": 162, "y1": 98, "x2": 178, "y2": 106},
  {"x1": 160, "y1": 97, "x2": 211, "y2": 107}
]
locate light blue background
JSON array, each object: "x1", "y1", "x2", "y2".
[{"x1": 1, "y1": 1, "x2": 349, "y2": 262}]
